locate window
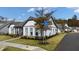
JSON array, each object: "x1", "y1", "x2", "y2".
[
  {"x1": 30, "y1": 32, "x2": 33, "y2": 36},
  {"x1": 15, "y1": 28, "x2": 18, "y2": 34},
  {"x1": 25, "y1": 28, "x2": 28, "y2": 35},
  {"x1": 48, "y1": 21, "x2": 52, "y2": 25},
  {"x1": 52, "y1": 28, "x2": 54, "y2": 32},
  {"x1": 30, "y1": 28, "x2": 33, "y2": 36},
  {"x1": 30, "y1": 28, "x2": 33, "y2": 32},
  {"x1": 36, "y1": 32, "x2": 38, "y2": 36},
  {"x1": 11, "y1": 27, "x2": 14, "y2": 34},
  {"x1": 55, "y1": 29, "x2": 57, "y2": 32}
]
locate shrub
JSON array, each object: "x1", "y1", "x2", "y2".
[
  {"x1": 21, "y1": 36, "x2": 27, "y2": 39},
  {"x1": 39, "y1": 41, "x2": 49, "y2": 44},
  {"x1": 8, "y1": 34, "x2": 19, "y2": 38}
]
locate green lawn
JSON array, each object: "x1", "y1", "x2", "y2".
[
  {"x1": 3, "y1": 46, "x2": 26, "y2": 51},
  {"x1": 8, "y1": 33, "x2": 67, "y2": 51},
  {"x1": 0, "y1": 35, "x2": 12, "y2": 41}
]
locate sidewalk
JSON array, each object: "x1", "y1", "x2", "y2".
[
  {"x1": 0, "y1": 45, "x2": 6, "y2": 51},
  {"x1": 0, "y1": 36, "x2": 46, "y2": 51},
  {"x1": 3, "y1": 37, "x2": 21, "y2": 42},
  {"x1": 0, "y1": 41, "x2": 46, "y2": 51}
]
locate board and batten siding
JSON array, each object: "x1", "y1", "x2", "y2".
[
  {"x1": 46, "y1": 18, "x2": 57, "y2": 36},
  {"x1": 15, "y1": 28, "x2": 23, "y2": 35},
  {"x1": 9, "y1": 24, "x2": 15, "y2": 34},
  {"x1": 23, "y1": 27, "x2": 36, "y2": 37},
  {"x1": 23, "y1": 21, "x2": 36, "y2": 37},
  {"x1": 23, "y1": 17, "x2": 57, "y2": 37},
  {"x1": 0, "y1": 24, "x2": 9, "y2": 34}
]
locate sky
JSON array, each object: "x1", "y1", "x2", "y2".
[{"x1": 0, "y1": 7, "x2": 79, "y2": 21}]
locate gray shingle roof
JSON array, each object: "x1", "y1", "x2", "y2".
[
  {"x1": 56, "y1": 24, "x2": 63, "y2": 30},
  {"x1": 8, "y1": 16, "x2": 34, "y2": 28},
  {"x1": 13, "y1": 22, "x2": 24, "y2": 28},
  {"x1": 8, "y1": 16, "x2": 57, "y2": 28},
  {"x1": 0, "y1": 21, "x2": 11, "y2": 30}
]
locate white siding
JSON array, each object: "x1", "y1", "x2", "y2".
[
  {"x1": 24, "y1": 21, "x2": 36, "y2": 26},
  {"x1": 23, "y1": 20, "x2": 36, "y2": 36},
  {"x1": 23, "y1": 27, "x2": 36, "y2": 37},
  {"x1": 49, "y1": 18, "x2": 56, "y2": 27},
  {"x1": 9, "y1": 25, "x2": 15, "y2": 34},
  {"x1": 48, "y1": 18, "x2": 57, "y2": 35},
  {"x1": 35, "y1": 29, "x2": 41, "y2": 37},
  {"x1": 23, "y1": 17, "x2": 57, "y2": 37},
  {"x1": 57, "y1": 29, "x2": 61, "y2": 33},
  {"x1": 33, "y1": 27, "x2": 35, "y2": 36},
  {"x1": 28, "y1": 27, "x2": 30, "y2": 36},
  {"x1": 23, "y1": 27, "x2": 29, "y2": 36},
  {"x1": 23, "y1": 27, "x2": 25, "y2": 36},
  {"x1": 46, "y1": 30, "x2": 51, "y2": 36}
]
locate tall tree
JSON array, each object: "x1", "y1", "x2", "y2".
[
  {"x1": 34, "y1": 7, "x2": 56, "y2": 44},
  {"x1": 72, "y1": 15, "x2": 77, "y2": 20}
]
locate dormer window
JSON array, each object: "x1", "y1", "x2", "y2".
[{"x1": 48, "y1": 21, "x2": 52, "y2": 25}]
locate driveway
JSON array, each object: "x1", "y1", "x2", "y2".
[{"x1": 55, "y1": 33, "x2": 79, "y2": 51}]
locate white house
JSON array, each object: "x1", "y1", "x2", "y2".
[
  {"x1": 64, "y1": 23, "x2": 71, "y2": 32},
  {"x1": 8, "y1": 22, "x2": 23, "y2": 35},
  {"x1": 23, "y1": 16, "x2": 58, "y2": 37},
  {"x1": 71, "y1": 27, "x2": 79, "y2": 32},
  {"x1": 56, "y1": 24, "x2": 64, "y2": 33},
  {"x1": 0, "y1": 21, "x2": 10, "y2": 34},
  {"x1": 8, "y1": 16, "x2": 58, "y2": 38},
  {"x1": 9, "y1": 24, "x2": 15, "y2": 34}
]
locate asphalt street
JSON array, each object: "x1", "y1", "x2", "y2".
[{"x1": 55, "y1": 33, "x2": 79, "y2": 51}]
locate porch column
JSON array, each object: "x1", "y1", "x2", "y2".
[
  {"x1": 33, "y1": 28, "x2": 35, "y2": 36},
  {"x1": 13, "y1": 28, "x2": 15, "y2": 34},
  {"x1": 28, "y1": 27, "x2": 30, "y2": 36},
  {"x1": 23, "y1": 27, "x2": 25, "y2": 36}
]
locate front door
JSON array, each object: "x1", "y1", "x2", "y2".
[{"x1": 36, "y1": 32, "x2": 38, "y2": 36}]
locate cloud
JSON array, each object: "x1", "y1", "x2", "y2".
[
  {"x1": 27, "y1": 8, "x2": 35, "y2": 12},
  {"x1": 8, "y1": 18, "x2": 13, "y2": 21},
  {"x1": 66, "y1": 7, "x2": 78, "y2": 9},
  {"x1": 37, "y1": 7, "x2": 42, "y2": 10},
  {"x1": 16, "y1": 13, "x2": 26, "y2": 20},
  {"x1": 27, "y1": 7, "x2": 49, "y2": 13},
  {"x1": 37, "y1": 7, "x2": 47, "y2": 10},
  {"x1": 74, "y1": 8, "x2": 79, "y2": 13},
  {"x1": 67, "y1": 7, "x2": 79, "y2": 13},
  {"x1": 27, "y1": 7, "x2": 53, "y2": 15},
  {"x1": 44, "y1": 10, "x2": 49, "y2": 14}
]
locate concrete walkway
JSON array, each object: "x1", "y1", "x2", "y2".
[
  {"x1": 0, "y1": 36, "x2": 46, "y2": 51},
  {"x1": 0, "y1": 41, "x2": 46, "y2": 51},
  {"x1": 3, "y1": 37, "x2": 21, "y2": 42},
  {"x1": 0, "y1": 37, "x2": 21, "y2": 51},
  {"x1": 0, "y1": 45, "x2": 6, "y2": 51}
]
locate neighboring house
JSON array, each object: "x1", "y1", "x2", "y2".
[
  {"x1": 56, "y1": 24, "x2": 64, "y2": 33},
  {"x1": 8, "y1": 22, "x2": 23, "y2": 35},
  {"x1": 75, "y1": 27, "x2": 79, "y2": 32},
  {"x1": 8, "y1": 16, "x2": 58, "y2": 38},
  {"x1": 71, "y1": 27, "x2": 79, "y2": 32},
  {"x1": 64, "y1": 23, "x2": 71, "y2": 32},
  {"x1": 0, "y1": 21, "x2": 10, "y2": 34}
]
